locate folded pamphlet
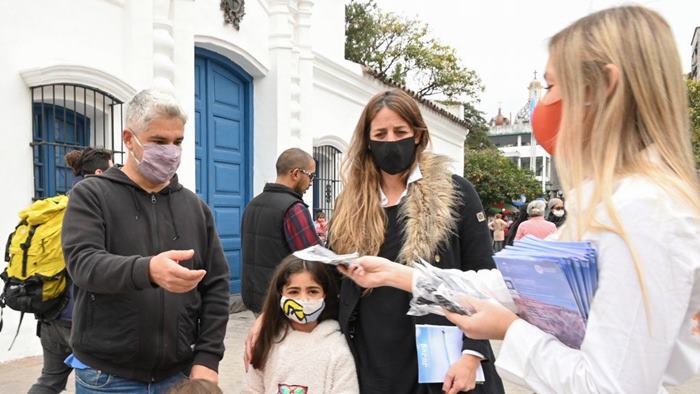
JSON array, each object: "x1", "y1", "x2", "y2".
[
  {"x1": 292, "y1": 245, "x2": 358, "y2": 266},
  {"x1": 415, "y1": 324, "x2": 485, "y2": 384}
]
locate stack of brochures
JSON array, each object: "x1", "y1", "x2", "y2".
[{"x1": 494, "y1": 235, "x2": 598, "y2": 349}]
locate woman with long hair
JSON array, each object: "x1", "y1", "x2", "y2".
[
  {"x1": 328, "y1": 89, "x2": 504, "y2": 393},
  {"x1": 340, "y1": 6, "x2": 700, "y2": 392}
]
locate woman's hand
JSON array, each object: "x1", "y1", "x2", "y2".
[
  {"x1": 243, "y1": 314, "x2": 263, "y2": 372},
  {"x1": 443, "y1": 354, "x2": 480, "y2": 394},
  {"x1": 443, "y1": 295, "x2": 520, "y2": 341},
  {"x1": 337, "y1": 256, "x2": 414, "y2": 291}
]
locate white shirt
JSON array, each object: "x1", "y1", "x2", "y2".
[
  {"x1": 494, "y1": 176, "x2": 700, "y2": 393},
  {"x1": 379, "y1": 165, "x2": 422, "y2": 207}
]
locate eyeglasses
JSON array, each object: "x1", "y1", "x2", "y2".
[{"x1": 296, "y1": 168, "x2": 316, "y2": 181}]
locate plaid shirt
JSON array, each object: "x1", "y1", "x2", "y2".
[{"x1": 283, "y1": 202, "x2": 320, "y2": 251}]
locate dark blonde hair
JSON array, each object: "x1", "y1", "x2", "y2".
[{"x1": 329, "y1": 89, "x2": 431, "y2": 256}]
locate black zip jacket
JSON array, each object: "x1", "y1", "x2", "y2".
[{"x1": 62, "y1": 167, "x2": 230, "y2": 382}]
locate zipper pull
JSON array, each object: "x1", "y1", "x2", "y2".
[{"x1": 151, "y1": 194, "x2": 157, "y2": 204}]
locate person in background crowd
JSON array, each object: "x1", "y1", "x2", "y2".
[
  {"x1": 27, "y1": 148, "x2": 112, "y2": 394},
  {"x1": 504, "y1": 205, "x2": 528, "y2": 246},
  {"x1": 488, "y1": 213, "x2": 508, "y2": 252},
  {"x1": 241, "y1": 148, "x2": 320, "y2": 315},
  {"x1": 314, "y1": 211, "x2": 328, "y2": 246},
  {"x1": 514, "y1": 200, "x2": 557, "y2": 240},
  {"x1": 546, "y1": 197, "x2": 567, "y2": 228}
]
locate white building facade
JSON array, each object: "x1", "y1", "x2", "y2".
[
  {"x1": 0, "y1": 0, "x2": 470, "y2": 361},
  {"x1": 487, "y1": 77, "x2": 555, "y2": 193}
]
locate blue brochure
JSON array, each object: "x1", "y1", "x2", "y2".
[
  {"x1": 415, "y1": 325, "x2": 485, "y2": 384},
  {"x1": 494, "y1": 237, "x2": 598, "y2": 349}
]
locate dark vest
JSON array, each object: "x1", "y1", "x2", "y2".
[{"x1": 241, "y1": 183, "x2": 306, "y2": 313}]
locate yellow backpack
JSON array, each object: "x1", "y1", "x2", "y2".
[{"x1": 0, "y1": 195, "x2": 69, "y2": 334}]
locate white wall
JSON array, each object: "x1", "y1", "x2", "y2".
[{"x1": 0, "y1": 0, "x2": 142, "y2": 361}]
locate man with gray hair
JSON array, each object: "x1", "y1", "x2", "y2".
[{"x1": 62, "y1": 89, "x2": 230, "y2": 392}]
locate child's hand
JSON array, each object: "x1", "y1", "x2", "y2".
[{"x1": 243, "y1": 314, "x2": 263, "y2": 372}]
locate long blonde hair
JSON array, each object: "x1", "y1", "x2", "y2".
[
  {"x1": 329, "y1": 89, "x2": 431, "y2": 255},
  {"x1": 551, "y1": 6, "x2": 700, "y2": 323}
]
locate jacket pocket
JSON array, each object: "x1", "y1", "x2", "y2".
[
  {"x1": 83, "y1": 292, "x2": 139, "y2": 363},
  {"x1": 176, "y1": 310, "x2": 198, "y2": 360}
]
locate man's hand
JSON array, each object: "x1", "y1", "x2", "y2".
[
  {"x1": 244, "y1": 314, "x2": 263, "y2": 372},
  {"x1": 190, "y1": 364, "x2": 218, "y2": 384},
  {"x1": 148, "y1": 249, "x2": 206, "y2": 293},
  {"x1": 443, "y1": 354, "x2": 481, "y2": 394}
]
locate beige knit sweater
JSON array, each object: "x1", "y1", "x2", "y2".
[{"x1": 241, "y1": 319, "x2": 359, "y2": 394}]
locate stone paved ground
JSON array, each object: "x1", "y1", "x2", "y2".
[{"x1": 1, "y1": 311, "x2": 698, "y2": 393}]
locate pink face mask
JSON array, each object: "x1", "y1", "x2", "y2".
[{"x1": 129, "y1": 131, "x2": 182, "y2": 184}]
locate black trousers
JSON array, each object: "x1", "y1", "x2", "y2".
[{"x1": 28, "y1": 320, "x2": 72, "y2": 394}]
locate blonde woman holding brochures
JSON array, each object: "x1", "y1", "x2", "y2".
[{"x1": 340, "y1": 6, "x2": 700, "y2": 394}]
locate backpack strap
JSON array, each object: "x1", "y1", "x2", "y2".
[
  {"x1": 4, "y1": 220, "x2": 26, "y2": 263},
  {"x1": 7, "y1": 311, "x2": 24, "y2": 351},
  {"x1": 0, "y1": 293, "x2": 4, "y2": 333},
  {"x1": 20, "y1": 225, "x2": 38, "y2": 278}
]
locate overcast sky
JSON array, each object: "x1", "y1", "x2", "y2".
[{"x1": 374, "y1": 0, "x2": 700, "y2": 120}]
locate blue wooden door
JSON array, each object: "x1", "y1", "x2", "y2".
[{"x1": 194, "y1": 48, "x2": 253, "y2": 294}]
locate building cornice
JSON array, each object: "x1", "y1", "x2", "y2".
[{"x1": 20, "y1": 64, "x2": 136, "y2": 102}]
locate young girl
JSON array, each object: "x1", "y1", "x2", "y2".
[{"x1": 242, "y1": 256, "x2": 359, "y2": 394}]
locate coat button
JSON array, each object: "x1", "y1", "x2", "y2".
[{"x1": 435, "y1": 255, "x2": 441, "y2": 263}]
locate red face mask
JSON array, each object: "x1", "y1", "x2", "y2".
[{"x1": 531, "y1": 99, "x2": 562, "y2": 155}]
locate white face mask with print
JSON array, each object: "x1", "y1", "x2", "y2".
[{"x1": 280, "y1": 296, "x2": 325, "y2": 324}]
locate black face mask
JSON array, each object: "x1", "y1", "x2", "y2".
[{"x1": 368, "y1": 137, "x2": 417, "y2": 175}]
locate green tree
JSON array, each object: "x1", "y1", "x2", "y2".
[
  {"x1": 464, "y1": 148, "x2": 542, "y2": 210},
  {"x1": 687, "y1": 79, "x2": 700, "y2": 167},
  {"x1": 462, "y1": 103, "x2": 494, "y2": 150},
  {"x1": 345, "y1": 0, "x2": 482, "y2": 101}
]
